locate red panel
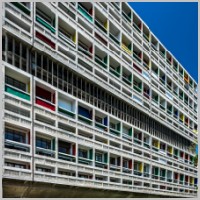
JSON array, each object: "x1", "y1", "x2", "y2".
[
  {"x1": 89, "y1": 8, "x2": 93, "y2": 15},
  {"x1": 73, "y1": 144, "x2": 76, "y2": 156},
  {"x1": 36, "y1": 86, "x2": 51, "y2": 101},
  {"x1": 36, "y1": 98, "x2": 55, "y2": 111},
  {"x1": 36, "y1": 31, "x2": 55, "y2": 49},
  {"x1": 133, "y1": 63, "x2": 142, "y2": 73},
  {"x1": 95, "y1": 32, "x2": 107, "y2": 46},
  {"x1": 28, "y1": 131, "x2": 30, "y2": 144},
  {"x1": 129, "y1": 160, "x2": 132, "y2": 169}
]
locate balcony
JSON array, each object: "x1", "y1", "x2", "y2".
[
  {"x1": 11, "y1": 2, "x2": 31, "y2": 16},
  {"x1": 109, "y1": 119, "x2": 121, "y2": 136},
  {"x1": 109, "y1": 65, "x2": 121, "y2": 78},
  {"x1": 78, "y1": 105, "x2": 93, "y2": 125},
  {"x1": 5, "y1": 128, "x2": 30, "y2": 152},
  {"x1": 58, "y1": 95, "x2": 75, "y2": 118},
  {"x1": 78, "y1": 44, "x2": 93, "y2": 59},
  {"x1": 109, "y1": 32, "x2": 120, "y2": 45},
  {"x1": 35, "y1": 86, "x2": 55, "y2": 111},
  {"x1": 122, "y1": 11, "x2": 131, "y2": 22},
  {"x1": 95, "y1": 152, "x2": 108, "y2": 169},
  {"x1": 95, "y1": 19, "x2": 107, "y2": 34},
  {"x1": 36, "y1": 15, "x2": 55, "y2": 34},
  {"x1": 78, "y1": 3, "x2": 93, "y2": 22},
  {"x1": 78, "y1": 147, "x2": 93, "y2": 165},
  {"x1": 121, "y1": 43, "x2": 132, "y2": 55},
  {"x1": 58, "y1": 30, "x2": 76, "y2": 48},
  {"x1": 95, "y1": 113, "x2": 108, "y2": 131},
  {"x1": 58, "y1": 141, "x2": 76, "y2": 162},
  {"x1": 5, "y1": 85, "x2": 30, "y2": 101}
]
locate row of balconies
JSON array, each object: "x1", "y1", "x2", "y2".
[
  {"x1": 5, "y1": 2, "x2": 197, "y2": 96},
  {"x1": 3, "y1": 77, "x2": 197, "y2": 170},
  {"x1": 3, "y1": 2, "x2": 198, "y2": 129},
  {"x1": 3, "y1": 127, "x2": 198, "y2": 189},
  {"x1": 4, "y1": 67, "x2": 198, "y2": 140},
  {"x1": 3, "y1": 164, "x2": 197, "y2": 197}
]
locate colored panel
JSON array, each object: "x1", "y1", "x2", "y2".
[
  {"x1": 104, "y1": 153, "x2": 108, "y2": 163},
  {"x1": 5, "y1": 85, "x2": 30, "y2": 101},
  {"x1": 78, "y1": 106, "x2": 91, "y2": 119},
  {"x1": 36, "y1": 16, "x2": 55, "y2": 34},
  {"x1": 36, "y1": 31, "x2": 55, "y2": 49},
  {"x1": 36, "y1": 98, "x2": 55, "y2": 111},
  {"x1": 78, "y1": 4, "x2": 93, "y2": 22},
  {"x1": 89, "y1": 149, "x2": 93, "y2": 160}
]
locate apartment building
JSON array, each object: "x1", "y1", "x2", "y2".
[{"x1": 1, "y1": 2, "x2": 198, "y2": 197}]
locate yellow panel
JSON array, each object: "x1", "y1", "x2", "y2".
[
  {"x1": 73, "y1": 32, "x2": 76, "y2": 43},
  {"x1": 139, "y1": 163, "x2": 143, "y2": 172},
  {"x1": 104, "y1": 20, "x2": 108, "y2": 30}
]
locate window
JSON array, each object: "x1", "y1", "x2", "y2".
[
  {"x1": 59, "y1": 141, "x2": 71, "y2": 154},
  {"x1": 95, "y1": 153, "x2": 103, "y2": 162},
  {"x1": 5, "y1": 76, "x2": 26, "y2": 92},
  {"x1": 5, "y1": 128, "x2": 26, "y2": 143},
  {"x1": 36, "y1": 137, "x2": 51, "y2": 149},
  {"x1": 123, "y1": 160, "x2": 128, "y2": 168},
  {"x1": 95, "y1": 116, "x2": 102, "y2": 124},
  {"x1": 110, "y1": 123, "x2": 116, "y2": 129},
  {"x1": 110, "y1": 157, "x2": 116, "y2": 165},
  {"x1": 78, "y1": 149, "x2": 88, "y2": 158}
]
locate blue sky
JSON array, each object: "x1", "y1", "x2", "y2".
[{"x1": 129, "y1": 2, "x2": 198, "y2": 83}]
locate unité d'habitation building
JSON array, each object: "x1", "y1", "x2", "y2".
[{"x1": 1, "y1": 2, "x2": 198, "y2": 198}]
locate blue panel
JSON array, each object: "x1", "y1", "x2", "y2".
[
  {"x1": 104, "y1": 117, "x2": 108, "y2": 126},
  {"x1": 78, "y1": 106, "x2": 90, "y2": 118}
]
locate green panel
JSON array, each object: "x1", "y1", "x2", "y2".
[
  {"x1": 117, "y1": 66, "x2": 121, "y2": 73},
  {"x1": 52, "y1": 139, "x2": 55, "y2": 150},
  {"x1": 78, "y1": 4, "x2": 93, "y2": 22},
  {"x1": 155, "y1": 168, "x2": 159, "y2": 175},
  {"x1": 11, "y1": 2, "x2": 30, "y2": 15},
  {"x1": 128, "y1": 128, "x2": 132, "y2": 136},
  {"x1": 128, "y1": 43, "x2": 132, "y2": 51},
  {"x1": 5, "y1": 85, "x2": 30, "y2": 101},
  {"x1": 104, "y1": 153, "x2": 108, "y2": 163},
  {"x1": 103, "y1": 56, "x2": 108, "y2": 64},
  {"x1": 89, "y1": 149, "x2": 93, "y2": 160},
  {"x1": 117, "y1": 123, "x2": 121, "y2": 131},
  {"x1": 95, "y1": 57, "x2": 107, "y2": 69},
  {"x1": 58, "y1": 107, "x2": 75, "y2": 118},
  {"x1": 36, "y1": 16, "x2": 55, "y2": 34}
]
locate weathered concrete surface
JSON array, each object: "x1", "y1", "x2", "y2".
[{"x1": 3, "y1": 179, "x2": 172, "y2": 198}]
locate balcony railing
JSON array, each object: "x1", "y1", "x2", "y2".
[
  {"x1": 11, "y1": 2, "x2": 30, "y2": 15},
  {"x1": 109, "y1": 33, "x2": 120, "y2": 45},
  {"x1": 133, "y1": 22, "x2": 141, "y2": 33},
  {"x1": 58, "y1": 152, "x2": 76, "y2": 162},
  {"x1": 122, "y1": 11, "x2": 131, "y2": 22},
  {"x1": 95, "y1": 19, "x2": 107, "y2": 34},
  {"x1": 122, "y1": 76, "x2": 132, "y2": 85},
  {"x1": 5, "y1": 84, "x2": 30, "y2": 101},
  {"x1": 78, "y1": 4, "x2": 93, "y2": 22},
  {"x1": 121, "y1": 43, "x2": 132, "y2": 55},
  {"x1": 5, "y1": 139, "x2": 30, "y2": 152},
  {"x1": 36, "y1": 147, "x2": 55, "y2": 157},
  {"x1": 78, "y1": 114, "x2": 93, "y2": 125},
  {"x1": 36, "y1": 96, "x2": 55, "y2": 111},
  {"x1": 109, "y1": 67, "x2": 120, "y2": 78},
  {"x1": 95, "y1": 56, "x2": 107, "y2": 69},
  {"x1": 78, "y1": 45, "x2": 93, "y2": 58},
  {"x1": 58, "y1": 106, "x2": 75, "y2": 118},
  {"x1": 133, "y1": 52, "x2": 141, "y2": 63},
  {"x1": 58, "y1": 31, "x2": 75, "y2": 48},
  {"x1": 36, "y1": 15, "x2": 55, "y2": 34}
]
